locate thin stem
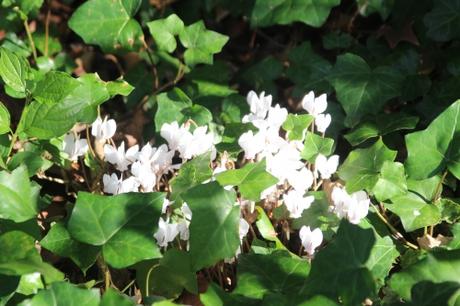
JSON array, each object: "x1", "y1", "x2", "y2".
[
  {"x1": 44, "y1": 8, "x2": 51, "y2": 57},
  {"x1": 372, "y1": 203, "x2": 418, "y2": 250},
  {"x1": 23, "y1": 19, "x2": 38, "y2": 63},
  {"x1": 433, "y1": 171, "x2": 448, "y2": 203}
]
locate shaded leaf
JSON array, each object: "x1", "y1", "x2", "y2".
[
  {"x1": 182, "y1": 182, "x2": 239, "y2": 271},
  {"x1": 67, "y1": 192, "x2": 164, "y2": 268}
]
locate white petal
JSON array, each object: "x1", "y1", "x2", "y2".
[{"x1": 301, "y1": 91, "x2": 315, "y2": 114}]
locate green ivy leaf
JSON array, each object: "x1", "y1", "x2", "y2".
[
  {"x1": 328, "y1": 53, "x2": 403, "y2": 127},
  {"x1": 372, "y1": 161, "x2": 408, "y2": 202},
  {"x1": 182, "y1": 182, "x2": 240, "y2": 271},
  {"x1": 147, "y1": 14, "x2": 184, "y2": 53},
  {"x1": 99, "y1": 288, "x2": 136, "y2": 306},
  {"x1": 233, "y1": 251, "x2": 310, "y2": 299},
  {"x1": 139, "y1": 249, "x2": 197, "y2": 299},
  {"x1": 282, "y1": 114, "x2": 314, "y2": 141},
  {"x1": 216, "y1": 160, "x2": 278, "y2": 201},
  {"x1": 424, "y1": 0, "x2": 460, "y2": 42},
  {"x1": 322, "y1": 31, "x2": 353, "y2": 50},
  {"x1": 389, "y1": 249, "x2": 460, "y2": 300},
  {"x1": 67, "y1": 192, "x2": 164, "y2": 268},
  {"x1": 302, "y1": 221, "x2": 376, "y2": 305},
  {"x1": 0, "y1": 231, "x2": 63, "y2": 283},
  {"x1": 300, "y1": 132, "x2": 334, "y2": 162},
  {"x1": 387, "y1": 193, "x2": 441, "y2": 232},
  {"x1": 170, "y1": 152, "x2": 212, "y2": 202},
  {"x1": 0, "y1": 165, "x2": 40, "y2": 223},
  {"x1": 68, "y1": 0, "x2": 143, "y2": 51},
  {"x1": 250, "y1": 0, "x2": 340, "y2": 28},
  {"x1": 286, "y1": 42, "x2": 332, "y2": 95},
  {"x1": 178, "y1": 21, "x2": 228, "y2": 67},
  {"x1": 0, "y1": 102, "x2": 11, "y2": 135},
  {"x1": 22, "y1": 73, "x2": 129, "y2": 139},
  {"x1": 406, "y1": 281, "x2": 460, "y2": 306},
  {"x1": 255, "y1": 206, "x2": 288, "y2": 251},
  {"x1": 41, "y1": 223, "x2": 100, "y2": 274},
  {"x1": 338, "y1": 139, "x2": 397, "y2": 193},
  {"x1": 344, "y1": 113, "x2": 419, "y2": 146},
  {"x1": 439, "y1": 198, "x2": 460, "y2": 224},
  {"x1": 0, "y1": 47, "x2": 29, "y2": 94},
  {"x1": 18, "y1": 281, "x2": 100, "y2": 306},
  {"x1": 405, "y1": 100, "x2": 460, "y2": 180}
]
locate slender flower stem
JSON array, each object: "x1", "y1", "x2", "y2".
[
  {"x1": 372, "y1": 203, "x2": 418, "y2": 250},
  {"x1": 23, "y1": 19, "x2": 38, "y2": 63}
]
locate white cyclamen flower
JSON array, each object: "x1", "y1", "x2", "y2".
[
  {"x1": 299, "y1": 226, "x2": 323, "y2": 255},
  {"x1": 181, "y1": 202, "x2": 193, "y2": 220},
  {"x1": 283, "y1": 190, "x2": 314, "y2": 218},
  {"x1": 247, "y1": 90, "x2": 272, "y2": 119},
  {"x1": 315, "y1": 154, "x2": 339, "y2": 179},
  {"x1": 239, "y1": 218, "x2": 250, "y2": 241},
  {"x1": 315, "y1": 113, "x2": 331, "y2": 133},
  {"x1": 63, "y1": 133, "x2": 88, "y2": 161},
  {"x1": 131, "y1": 161, "x2": 156, "y2": 192},
  {"x1": 154, "y1": 218, "x2": 179, "y2": 248},
  {"x1": 104, "y1": 141, "x2": 139, "y2": 171},
  {"x1": 102, "y1": 173, "x2": 121, "y2": 195},
  {"x1": 287, "y1": 167, "x2": 314, "y2": 192},
  {"x1": 266, "y1": 144, "x2": 304, "y2": 181},
  {"x1": 91, "y1": 116, "x2": 116, "y2": 142},
  {"x1": 160, "y1": 121, "x2": 190, "y2": 151},
  {"x1": 119, "y1": 176, "x2": 140, "y2": 193},
  {"x1": 331, "y1": 187, "x2": 370, "y2": 224},
  {"x1": 266, "y1": 104, "x2": 288, "y2": 128},
  {"x1": 161, "y1": 198, "x2": 171, "y2": 214},
  {"x1": 301, "y1": 91, "x2": 327, "y2": 117},
  {"x1": 238, "y1": 130, "x2": 265, "y2": 160}
]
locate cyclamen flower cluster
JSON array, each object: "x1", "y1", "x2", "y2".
[
  {"x1": 237, "y1": 91, "x2": 369, "y2": 255},
  {"x1": 61, "y1": 90, "x2": 370, "y2": 258}
]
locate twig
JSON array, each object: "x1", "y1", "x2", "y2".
[{"x1": 372, "y1": 203, "x2": 418, "y2": 250}]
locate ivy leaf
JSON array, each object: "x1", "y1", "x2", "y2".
[
  {"x1": 439, "y1": 198, "x2": 460, "y2": 223},
  {"x1": 300, "y1": 132, "x2": 334, "y2": 162},
  {"x1": 18, "y1": 282, "x2": 100, "y2": 306},
  {"x1": 154, "y1": 88, "x2": 212, "y2": 132},
  {"x1": 0, "y1": 166, "x2": 40, "y2": 223},
  {"x1": 240, "y1": 57, "x2": 283, "y2": 95},
  {"x1": 137, "y1": 249, "x2": 197, "y2": 299},
  {"x1": 389, "y1": 249, "x2": 460, "y2": 300},
  {"x1": 22, "y1": 73, "x2": 129, "y2": 139},
  {"x1": 0, "y1": 231, "x2": 63, "y2": 283},
  {"x1": 302, "y1": 221, "x2": 376, "y2": 305},
  {"x1": 68, "y1": 0, "x2": 143, "y2": 51},
  {"x1": 424, "y1": 0, "x2": 460, "y2": 42},
  {"x1": 0, "y1": 47, "x2": 29, "y2": 94},
  {"x1": 0, "y1": 102, "x2": 11, "y2": 135},
  {"x1": 282, "y1": 114, "x2": 314, "y2": 141},
  {"x1": 255, "y1": 206, "x2": 289, "y2": 251},
  {"x1": 100, "y1": 288, "x2": 136, "y2": 306},
  {"x1": 216, "y1": 160, "x2": 278, "y2": 201},
  {"x1": 405, "y1": 100, "x2": 460, "y2": 180},
  {"x1": 178, "y1": 21, "x2": 228, "y2": 67},
  {"x1": 322, "y1": 31, "x2": 353, "y2": 50},
  {"x1": 387, "y1": 193, "x2": 441, "y2": 232},
  {"x1": 338, "y1": 139, "x2": 397, "y2": 193},
  {"x1": 328, "y1": 53, "x2": 403, "y2": 127},
  {"x1": 41, "y1": 223, "x2": 100, "y2": 274},
  {"x1": 233, "y1": 251, "x2": 310, "y2": 299},
  {"x1": 147, "y1": 14, "x2": 184, "y2": 53},
  {"x1": 286, "y1": 42, "x2": 332, "y2": 95},
  {"x1": 250, "y1": 0, "x2": 340, "y2": 28},
  {"x1": 67, "y1": 192, "x2": 164, "y2": 268},
  {"x1": 170, "y1": 152, "x2": 212, "y2": 202},
  {"x1": 344, "y1": 113, "x2": 419, "y2": 146},
  {"x1": 372, "y1": 161, "x2": 408, "y2": 202},
  {"x1": 407, "y1": 281, "x2": 460, "y2": 306},
  {"x1": 182, "y1": 182, "x2": 240, "y2": 271}
]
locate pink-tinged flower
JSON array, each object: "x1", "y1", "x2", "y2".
[{"x1": 299, "y1": 226, "x2": 323, "y2": 255}]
